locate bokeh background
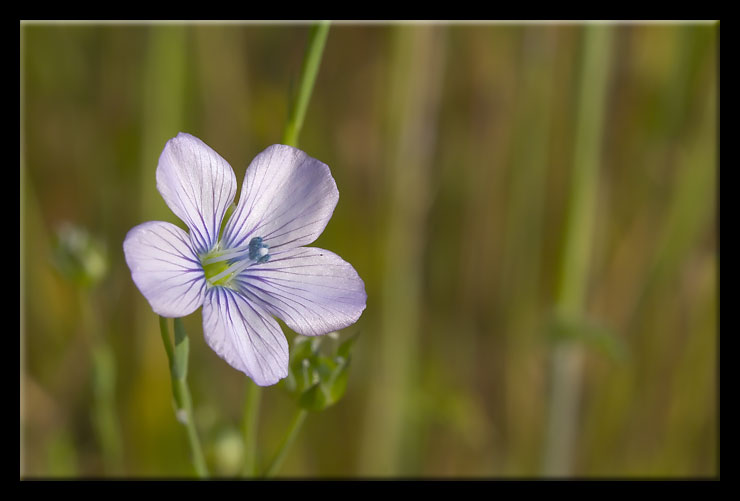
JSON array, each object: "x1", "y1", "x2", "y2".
[{"x1": 20, "y1": 21, "x2": 718, "y2": 478}]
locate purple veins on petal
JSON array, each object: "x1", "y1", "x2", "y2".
[
  {"x1": 202, "y1": 286, "x2": 289, "y2": 386},
  {"x1": 123, "y1": 221, "x2": 207, "y2": 318},
  {"x1": 155, "y1": 132, "x2": 237, "y2": 255},
  {"x1": 236, "y1": 247, "x2": 367, "y2": 337},
  {"x1": 124, "y1": 133, "x2": 367, "y2": 386},
  {"x1": 221, "y1": 144, "x2": 339, "y2": 253}
]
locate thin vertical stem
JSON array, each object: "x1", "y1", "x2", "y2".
[
  {"x1": 263, "y1": 409, "x2": 308, "y2": 478},
  {"x1": 158, "y1": 316, "x2": 175, "y2": 366},
  {"x1": 240, "y1": 380, "x2": 261, "y2": 476},
  {"x1": 541, "y1": 25, "x2": 614, "y2": 476},
  {"x1": 173, "y1": 378, "x2": 209, "y2": 477},
  {"x1": 282, "y1": 21, "x2": 330, "y2": 148},
  {"x1": 159, "y1": 317, "x2": 209, "y2": 478},
  {"x1": 139, "y1": 25, "x2": 187, "y2": 219}
]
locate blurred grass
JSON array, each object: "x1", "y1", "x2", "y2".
[
  {"x1": 357, "y1": 24, "x2": 447, "y2": 476},
  {"x1": 542, "y1": 24, "x2": 614, "y2": 476},
  {"x1": 20, "y1": 21, "x2": 718, "y2": 478}
]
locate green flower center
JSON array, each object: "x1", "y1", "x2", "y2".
[
  {"x1": 200, "y1": 237, "x2": 270, "y2": 288},
  {"x1": 203, "y1": 259, "x2": 233, "y2": 286}
]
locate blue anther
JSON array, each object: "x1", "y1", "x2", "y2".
[{"x1": 248, "y1": 236, "x2": 270, "y2": 263}]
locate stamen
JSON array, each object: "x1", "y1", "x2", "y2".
[
  {"x1": 201, "y1": 243, "x2": 252, "y2": 265},
  {"x1": 202, "y1": 236, "x2": 270, "y2": 287},
  {"x1": 207, "y1": 257, "x2": 253, "y2": 284},
  {"x1": 249, "y1": 236, "x2": 271, "y2": 264}
]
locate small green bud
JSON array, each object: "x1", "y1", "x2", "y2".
[
  {"x1": 281, "y1": 332, "x2": 359, "y2": 412},
  {"x1": 51, "y1": 222, "x2": 108, "y2": 288}
]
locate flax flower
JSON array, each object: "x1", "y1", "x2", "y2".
[{"x1": 124, "y1": 133, "x2": 367, "y2": 386}]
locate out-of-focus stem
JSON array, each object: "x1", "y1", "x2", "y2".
[
  {"x1": 541, "y1": 25, "x2": 614, "y2": 476},
  {"x1": 137, "y1": 26, "x2": 188, "y2": 403},
  {"x1": 358, "y1": 25, "x2": 447, "y2": 475},
  {"x1": 263, "y1": 409, "x2": 308, "y2": 478},
  {"x1": 139, "y1": 26, "x2": 187, "y2": 219},
  {"x1": 282, "y1": 21, "x2": 330, "y2": 148},
  {"x1": 499, "y1": 27, "x2": 557, "y2": 473},
  {"x1": 82, "y1": 289, "x2": 124, "y2": 475}
]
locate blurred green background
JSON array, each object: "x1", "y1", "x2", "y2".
[{"x1": 20, "y1": 21, "x2": 718, "y2": 478}]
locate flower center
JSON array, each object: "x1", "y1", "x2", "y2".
[
  {"x1": 202, "y1": 259, "x2": 232, "y2": 286},
  {"x1": 201, "y1": 237, "x2": 270, "y2": 287}
]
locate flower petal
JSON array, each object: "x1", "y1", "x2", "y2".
[
  {"x1": 235, "y1": 247, "x2": 367, "y2": 337},
  {"x1": 202, "y1": 287, "x2": 289, "y2": 386},
  {"x1": 123, "y1": 221, "x2": 207, "y2": 317},
  {"x1": 221, "y1": 144, "x2": 339, "y2": 254},
  {"x1": 156, "y1": 132, "x2": 237, "y2": 254}
]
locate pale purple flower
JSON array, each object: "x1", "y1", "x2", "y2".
[{"x1": 123, "y1": 133, "x2": 367, "y2": 386}]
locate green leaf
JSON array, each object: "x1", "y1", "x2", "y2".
[
  {"x1": 314, "y1": 355, "x2": 337, "y2": 379},
  {"x1": 284, "y1": 332, "x2": 358, "y2": 411},
  {"x1": 297, "y1": 355, "x2": 352, "y2": 411},
  {"x1": 327, "y1": 356, "x2": 350, "y2": 403},
  {"x1": 336, "y1": 332, "x2": 359, "y2": 359},
  {"x1": 290, "y1": 336, "x2": 315, "y2": 368},
  {"x1": 299, "y1": 382, "x2": 329, "y2": 411},
  {"x1": 548, "y1": 312, "x2": 628, "y2": 362},
  {"x1": 172, "y1": 318, "x2": 190, "y2": 380}
]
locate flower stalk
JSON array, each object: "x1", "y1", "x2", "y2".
[
  {"x1": 240, "y1": 380, "x2": 261, "y2": 476},
  {"x1": 263, "y1": 409, "x2": 308, "y2": 477},
  {"x1": 282, "y1": 20, "x2": 330, "y2": 148},
  {"x1": 159, "y1": 316, "x2": 209, "y2": 477}
]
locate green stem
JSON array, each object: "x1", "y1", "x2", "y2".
[
  {"x1": 240, "y1": 380, "x2": 262, "y2": 476},
  {"x1": 158, "y1": 316, "x2": 175, "y2": 364},
  {"x1": 282, "y1": 20, "x2": 330, "y2": 148},
  {"x1": 173, "y1": 377, "x2": 209, "y2": 477},
  {"x1": 541, "y1": 25, "x2": 614, "y2": 476},
  {"x1": 159, "y1": 316, "x2": 209, "y2": 478},
  {"x1": 263, "y1": 409, "x2": 308, "y2": 478}
]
